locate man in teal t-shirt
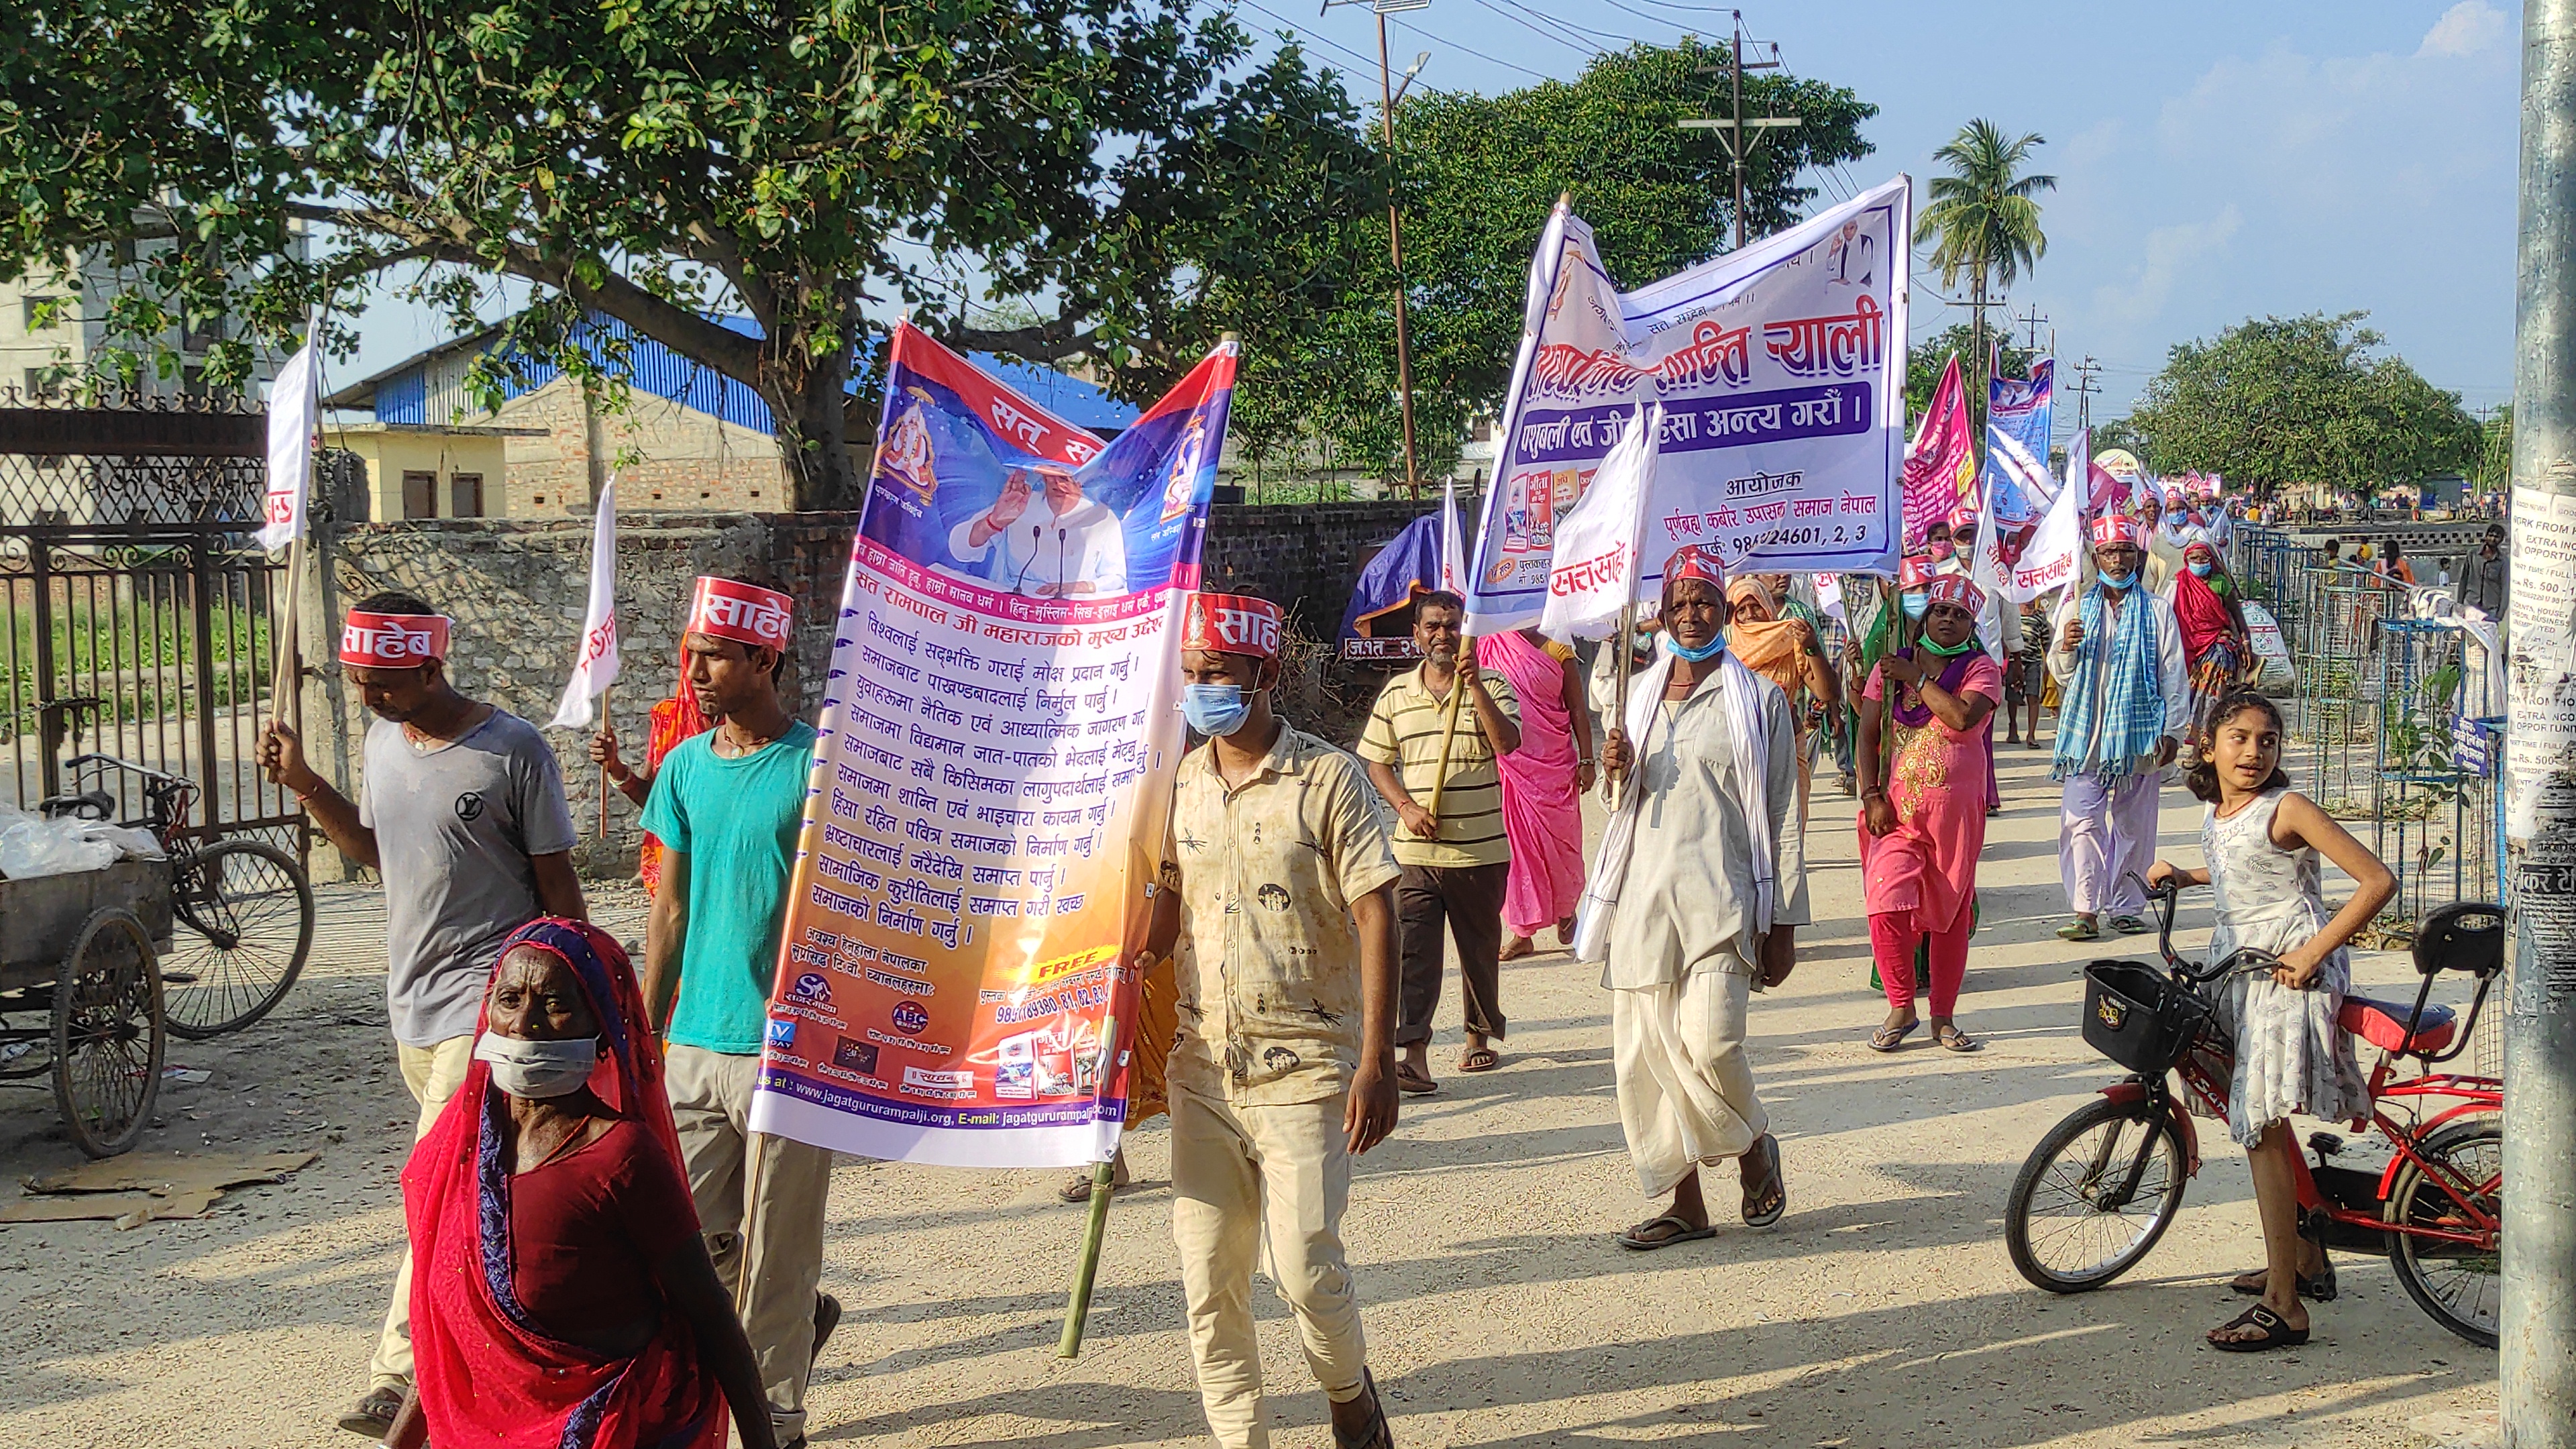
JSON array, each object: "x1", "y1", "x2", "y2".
[{"x1": 641, "y1": 575, "x2": 837, "y2": 1449}]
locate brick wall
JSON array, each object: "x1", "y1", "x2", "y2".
[
  {"x1": 494, "y1": 374, "x2": 795, "y2": 517},
  {"x1": 310, "y1": 496, "x2": 1451, "y2": 876}
]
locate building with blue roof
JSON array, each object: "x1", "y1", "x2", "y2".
[{"x1": 324, "y1": 311, "x2": 1138, "y2": 520}]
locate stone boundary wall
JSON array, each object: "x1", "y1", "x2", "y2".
[{"x1": 306, "y1": 497, "x2": 1449, "y2": 878}]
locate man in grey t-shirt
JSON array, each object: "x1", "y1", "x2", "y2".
[{"x1": 259, "y1": 590, "x2": 584, "y2": 1438}]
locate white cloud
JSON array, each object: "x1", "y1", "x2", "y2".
[
  {"x1": 2091, "y1": 206, "x2": 2244, "y2": 329},
  {"x1": 2420, "y1": 1, "x2": 2511, "y2": 58}
]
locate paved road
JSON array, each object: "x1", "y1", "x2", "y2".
[{"x1": 0, "y1": 743, "x2": 2498, "y2": 1448}]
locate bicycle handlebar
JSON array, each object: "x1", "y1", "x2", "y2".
[
  {"x1": 62, "y1": 753, "x2": 192, "y2": 790},
  {"x1": 2122, "y1": 870, "x2": 2284, "y2": 984}
]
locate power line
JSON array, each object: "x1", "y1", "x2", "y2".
[
  {"x1": 1499, "y1": 0, "x2": 1633, "y2": 48},
  {"x1": 1468, "y1": 0, "x2": 1601, "y2": 58},
  {"x1": 1389, "y1": 14, "x2": 1554, "y2": 82}
]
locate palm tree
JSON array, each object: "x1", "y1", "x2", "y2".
[{"x1": 1916, "y1": 119, "x2": 2056, "y2": 417}]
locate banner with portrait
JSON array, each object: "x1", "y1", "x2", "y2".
[
  {"x1": 1462, "y1": 178, "x2": 1909, "y2": 633},
  {"x1": 747, "y1": 322, "x2": 1233, "y2": 1169}
]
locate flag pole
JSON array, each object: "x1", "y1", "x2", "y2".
[
  {"x1": 598, "y1": 682, "x2": 613, "y2": 837},
  {"x1": 1607, "y1": 604, "x2": 1632, "y2": 810}
]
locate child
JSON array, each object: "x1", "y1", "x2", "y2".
[{"x1": 2146, "y1": 691, "x2": 2394, "y2": 1352}]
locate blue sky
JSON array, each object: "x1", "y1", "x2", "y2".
[{"x1": 343, "y1": 1, "x2": 2520, "y2": 427}]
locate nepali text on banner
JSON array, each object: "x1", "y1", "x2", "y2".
[
  {"x1": 1462, "y1": 177, "x2": 1910, "y2": 633},
  {"x1": 746, "y1": 322, "x2": 1232, "y2": 1169}
]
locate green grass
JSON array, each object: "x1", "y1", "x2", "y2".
[{"x1": 2, "y1": 593, "x2": 273, "y2": 744}]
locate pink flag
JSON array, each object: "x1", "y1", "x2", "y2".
[{"x1": 1902, "y1": 355, "x2": 1975, "y2": 547}]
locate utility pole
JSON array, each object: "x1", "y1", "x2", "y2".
[
  {"x1": 2506, "y1": 5, "x2": 2576, "y2": 1444},
  {"x1": 2013, "y1": 303, "x2": 2048, "y2": 356},
  {"x1": 1326, "y1": 0, "x2": 1432, "y2": 498},
  {"x1": 2070, "y1": 355, "x2": 2102, "y2": 434},
  {"x1": 1678, "y1": 11, "x2": 1799, "y2": 252}
]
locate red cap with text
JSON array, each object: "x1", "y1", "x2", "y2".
[
  {"x1": 1181, "y1": 592, "x2": 1282, "y2": 659},
  {"x1": 2089, "y1": 514, "x2": 2142, "y2": 547},
  {"x1": 1926, "y1": 572, "x2": 1986, "y2": 614},
  {"x1": 686, "y1": 576, "x2": 795, "y2": 649},
  {"x1": 339, "y1": 610, "x2": 451, "y2": 669},
  {"x1": 1897, "y1": 553, "x2": 1938, "y2": 588},
  {"x1": 1663, "y1": 544, "x2": 1727, "y2": 592}
]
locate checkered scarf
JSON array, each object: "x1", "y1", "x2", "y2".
[{"x1": 2052, "y1": 582, "x2": 2165, "y2": 782}]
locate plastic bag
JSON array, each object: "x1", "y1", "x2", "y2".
[
  {"x1": 0, "y1": 818, "x2": 118, "y2": 880},
  {"x1": 2243, "y1": 601, "x2": 2296, "y2": 693}
]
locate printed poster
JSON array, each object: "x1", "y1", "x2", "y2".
[
  {"x1": 1903, "y1": 354, "x2": 1976, "y2": 547},
  {"x1": 747, "y1": 322, "x2": 1234, "y2": 1168},
  {"x1": 1462, "y1": 178, "x2": 1910, "y2": 633}
]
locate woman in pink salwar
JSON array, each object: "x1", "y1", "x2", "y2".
[
  {"x1": 1479, "y1": 629, "x2": 1595, "y2": 959},
  {"x1": 1856, "y1": 573, "x2": 2001, "y2": 1055}
]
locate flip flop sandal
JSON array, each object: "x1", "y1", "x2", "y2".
[
  {"x1": 1934, "y1": 1024, "x2": 1983, "y2": 1054},
  {"x1": 1868, "y1": 1019, "x2": 1919, "y2": 1053},
  {"x1": 1617, "y1": 1214, "x2": 1719, "y2": 1251},
  {"x1": 2228, "y1": 1260, "x2": 2338, "y2": 1302},
  {"x1": 2108, "y1": 915, "x2": 2153, "y2": 935},
  {"x1": 1500, "y1": 936, "x2": 1535, "y2": 961},
  {"x1": 1332, "y1": 1368, "x2": 1395, "y2": 1449},
  {"x1": 2208, "y1": 1303, "x2": 2309, "y2": 1352},
  {"x1": 1740, "y1": 1134, "x2": 1787, "y2": 1228},
  {"x1": 1394, "y1": 1063, "x2": 1439, "y2": 1095},
  {"x1": 2055, "y1": 919, "x2": 2101, "y2": 941},
  {"x1": 1458, "y1": 1049, "x2": 1501, "y2": 1073}
]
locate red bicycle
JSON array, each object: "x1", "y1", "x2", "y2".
[{"x1": 2003, "y1": 879, "x2": 2504, "y2": 1346}]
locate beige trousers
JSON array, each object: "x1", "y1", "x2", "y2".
[
  {"x1": 1611, "y1": 969, "x2": 1767, "y2": 1197},
  {"x1": 369, "y1": 1033, "x2": 474, "y2": 1389},
  {"x1": 666, "y1": 1044, "x2": 837, "y2": 1444},
  {"x1": 1169, "y1": 1087, "x2": 1369, "y2": 1449}
]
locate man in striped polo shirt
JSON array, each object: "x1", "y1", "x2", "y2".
[{"x1": 1359, "y1": 590, "x2": 1522, "y2": 1093}]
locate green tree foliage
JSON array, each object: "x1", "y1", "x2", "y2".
[
  {"x1": 0, "y1": 1, "x2": 1383, "y2": 507},
  {"x1": 2475, "y1": 402, "x2": 2513, "y2": 490},
  {"x1": 1913, "y1": 119, "x2": 2052, "y2": 407},
  {"x1": 2113, "y1": 313, "x2": 2483, "y2": 494},
  {"x1": 1904, "y1": 321, "x2": 2035, "y2": 437},
  {"x1": 1232, "y1": 36, "x2": 1876, "y2": 485}
]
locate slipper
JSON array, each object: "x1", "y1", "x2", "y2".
[
  {"x1": 1933, "y1": 1024, "x2": 1983, "y2": 1054},
  {"x1": 1617, "y1": 1214, "x2": 1718, "y2": 1251},
  {"x1": 1332, "y1": 1368, "x2": 1395, "y2": 1449},
  {"x1": 2208, "y1": 1302, "x2": 2309, "y2": 1352},
  {"x1": 2229, "y1": 1260, "x2": 2338, "y2": 1302},
  {"x1": 2107, "y1": 914, "x2": 2153, "y2": 935},
  {"x1": 2055, "y1": 919, "x2": 2101, "y2": 942},
  {"x1": 1394, "y1": 1062, "x2": 1438, "y2": 1095},
  {"x1": 1740, "y1": 1133, "x2": 1786, "y2": 1228},
  {"x1": 2025, "y1": 737, "x2": 2045, "y2": 749},
  {"x1": 1458, "y1": 1047, "x2": 1501, "y2": 1073},
  {"x1": 1500, "y1": 935, "x2": 1535, "y2": 962},
  {"x1": 1056, "y1": 1157, "x2": 1132, "y2": 1203},
  {"x1": 1868, "y1": 1019, "x2": 1919, "y2": 1053}
]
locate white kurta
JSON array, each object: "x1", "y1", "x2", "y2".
[
  {"x1": 2044, "y1": 587, "x2": 2192, "y2": 918},
  {"x1": 947, "y1": 494, "x2": 1128, "y2": 596},
  {"x1": 1602, "y1": 669, "x2": 1809, "y2": 1193}
]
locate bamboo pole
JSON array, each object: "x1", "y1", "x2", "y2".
[
  {"x1": 597, "y1": 682, "x2": 614, "y2": 837},
  {"x1": 270, "y1": 535, "x2": 304, "y2": 738},
  {"x1": 1057, "y1": 1156, "x2": 1118, "y2": 1358},
  {"x1": 1420, "y1": 636, "x2": 1472, "y2": 825},
  {"x1": 1607, "y1": 606, "x2": 1633, "y2": 811}
]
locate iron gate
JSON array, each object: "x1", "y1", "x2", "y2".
[{"x1": 0, "y1": 389, "x2": 307, "y2": 854}]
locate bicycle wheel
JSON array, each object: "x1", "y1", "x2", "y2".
[
  {"x1": 2006, "y1": 1094, "x2": 2192, "y2": 1293},
  {"x1": 162, "y1": 839, "x2": 314, "y2": 1038},
  {"x1": 51, "y1": 908, "x2": 164, "y2": 1159},
  {"x1": 2387, "y1": 1117, "x2": 2502, "y2": 1348}
]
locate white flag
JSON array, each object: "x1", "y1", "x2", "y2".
[
  {"x1": 547, "y1": 479, "x2": 622, "y2": 730},
  {"x1": 1438, "y1": 479, "x2": 1467, "y2": 596},
  {"x1": 258, "y1": 339, "x2": 320, "y2": 552},
  {"x1": 1538, "y1": 403, "x2": 1660, "y2": 643},
  {"x1": 1979, "y1": 456, "x2": 2082, "y2": 605}
]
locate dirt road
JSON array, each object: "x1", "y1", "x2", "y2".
[{"x1": 0, "y1": 745, "x2": 2498, "y2": 1448}]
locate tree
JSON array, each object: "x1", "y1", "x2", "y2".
[
  {"x1": 1914, "y1": 120, "x2": 2054, "y2": 411},
  {"x1": 2113, "y1": 313, "x2": 2483, "y2": 495},
  {"x1": 1905, "y1": 321, "x2": 2034, "y2": 437},
  {"x1": 0, "y1": 1, "x2": 1385, "y2": 508},
  {"x1": 2475, "y1": 403, "x2": 2513, "y2": 492},
  {"x1": 1230, "y1": 36, "x2": 1876, "y2": 484}
]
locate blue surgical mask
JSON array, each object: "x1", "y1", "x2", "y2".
[
  {"x1": 1662, "y1": 633, "x2": 1727, "y2": 663},
  {"x1": 1181, "y1": 683, "x2": 1254, "y2": 738},
  {"x1": 2188, "y1": 559, "x2": 2214, "y2": 578},
  {"x1": 2100, "y1": 570, "x2": 2138, "y2": 591},
  {"x1": 1900, "y1": 592, "x2": 1931, "y2": 620}
]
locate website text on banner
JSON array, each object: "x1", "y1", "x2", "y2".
[
  {"x1": 1462, "y1": 177, "x2": 1911, "y2": 633},
  {"x1": 746, "y1": 322, "x2": 1235, "y2": 1170}
]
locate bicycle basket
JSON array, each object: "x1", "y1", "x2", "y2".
[{"x1": 2082, "y1": 960, "x2": 2211, "y2": 1075}]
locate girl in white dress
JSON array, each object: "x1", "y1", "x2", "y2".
[{"x1": 2146, "y1": 691, "x2": 2393, "y2": 1353}]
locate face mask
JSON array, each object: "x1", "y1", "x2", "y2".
[
  {"x1": 1662, "y1": 632, "x2": 1727, "y2": 663},
  {"x1": 2188, "y1": 559, "x2": 2214, "y2": 578},
  {"x1": 476, "y1": 1031, "x2": 600, "y2": 1099},
  {"x1": 1180, "y1": 683, "x2": 1254, "y2": 738},
  {"x1": 1927, "y1": 540, "x2": 1954, "y2": 561},
  {"x1": 2099, "y1": 570, "x2": 2137, "y2": 592},
  {"x1": 1900, "y1": 592, "x2": 1931, "y2": 620},
  {"x1": 1919, "y1": 632, "x2": 1979, "y2": 656}
]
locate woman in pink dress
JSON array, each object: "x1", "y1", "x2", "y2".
[
  {"x1": 1856, "y1": 573, "x2": 2002, "y2": 1053},
  {"x1": 1478, "y1": 628, "x2": 1595, "y2": 959}
]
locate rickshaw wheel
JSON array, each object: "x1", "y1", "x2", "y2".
[{"x1": 50, "y1": 908, "x2": 164, "y2": 1159}]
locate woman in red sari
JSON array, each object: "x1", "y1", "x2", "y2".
[
  {"x1": 2171, "y1": 537, "x2": 2252, "y2": 755},
  {"x1": 1479, "y1": 628, "x2": 1595, "y2": 959},
  {"x1": 386, "y1": 918, "x2": 776, "y2": 1449}
]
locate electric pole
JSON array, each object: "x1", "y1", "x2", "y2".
[
  {"x1": 1325, "y1": 0, "x2": 1431, "y2": 497},
  {"x1": 2070, "y1": 356, "x2": 2102, "y2": 434},
  {"x1": 2506, "y1": 4, "x2": 2576, "y2": 1444},
  {"x1": 1678, "y1": 11, "x2": 1799, "y2": 252},
  {"x1": 2014, "y1": 303, "x2": 2048, "y2": 356}
]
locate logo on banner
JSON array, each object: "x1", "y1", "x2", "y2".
[
  {"x1": 833, "y1": 1037, "x2": 880, "y2": 1074},
  {"x1": 890, "y1": 1000, "x2": 930, "y2": 1036},
  {"x1": 767, "y1": 1018, "x2": 798, "y2": 1050},
  {"x1": 788, "y1": 972, "x2": 834, "y2": 1007}
]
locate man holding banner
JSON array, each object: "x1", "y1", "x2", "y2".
[
  {"x1": 1145, "y1": 590, "x2": 1402, "y2": 1449},
  {"x1": 640, "y1": 576, "x2": 839, "y2": 1449}
]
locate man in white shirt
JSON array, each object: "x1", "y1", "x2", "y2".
[{"x1": 947, "y1": 465, "x2": 1128, "y2": 596}]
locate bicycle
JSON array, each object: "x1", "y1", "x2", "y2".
[
  {"x1": 40, "y1": 754, "x2": 315, "y2": 1039},
  {"x1": 2002, "y1": 875, "x2": 2504, "y2": 1346}
]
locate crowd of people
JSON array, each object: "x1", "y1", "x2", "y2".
[{"x1": 267, "y1": 480, "x2": 2447, "y2": 1446}]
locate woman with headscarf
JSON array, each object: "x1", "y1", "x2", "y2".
[
  {"x1": 1479, "y1": 629, "x2": 1596, "y2": 960},
  {"x1": 1725, "y1": 574, "x2": 1841, "y2": 827},
  {"x1": 384, "y1": 918, "x2": 777, "y2": 1449},
  {"x1": 2171, "y1": 535, "x2": 2253, "y2": 755},
  {"x1": 592, "y1": 655, "x2": 719, "y2": 896}
]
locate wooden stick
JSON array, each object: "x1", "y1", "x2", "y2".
[
  {"x1": 732, "y1": 1127, "x2": 769, "y2": 1318},
  {"x1": 270, "y1": 535, "x2": 304, "y2": 739},
  {"x1": 597, "y1": 682, "x2": 613, "y2": 837},
  {"x1": 1421, "y1": 636, "x2": 1472, "y2": 826},
  {"x1": 1607, "y1": 606, "x2": 1633, "y2": 812},
  {"x1": 1057, "y1": 1157, "x2": 1118, "y2": 1358}
]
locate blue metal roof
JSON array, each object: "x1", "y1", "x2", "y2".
[{"x1": 365, "y1": 313, "x2": 1138, "y2": 435}]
